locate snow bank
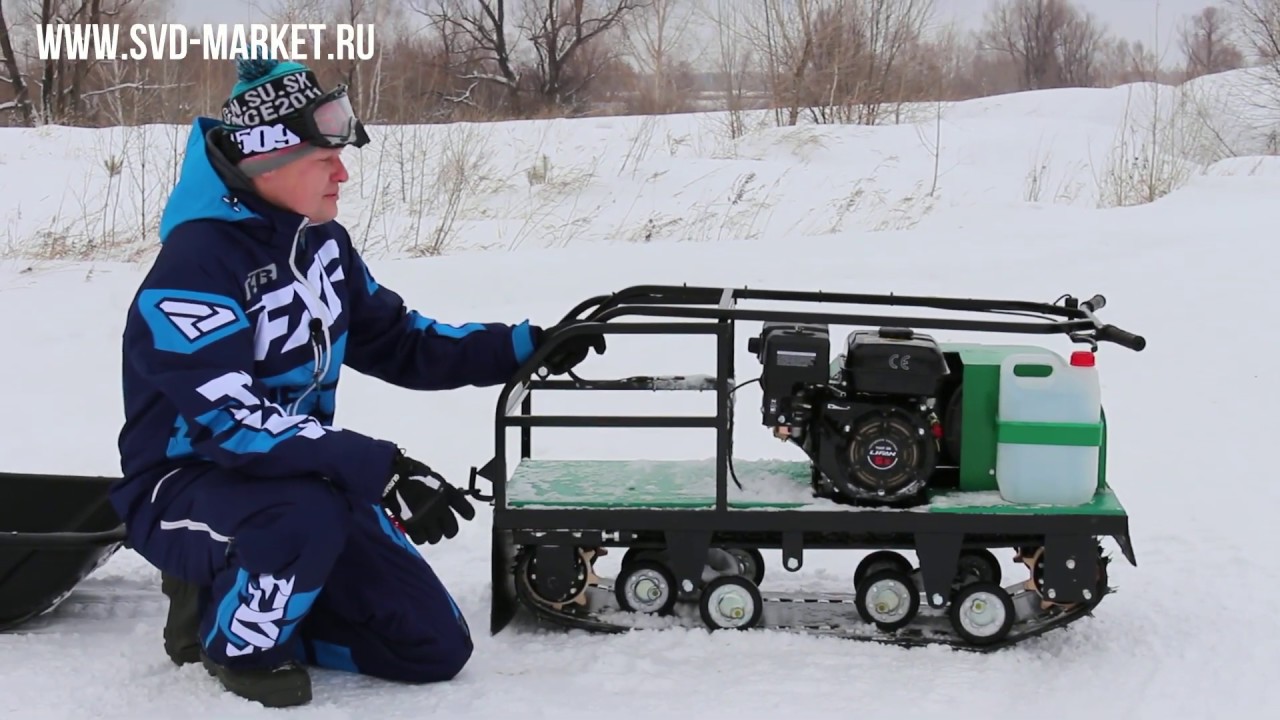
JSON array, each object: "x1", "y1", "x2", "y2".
[{"x1": 0, "y1": 69, "x2": 1274, "y2": 264}]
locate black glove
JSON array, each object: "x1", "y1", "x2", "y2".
[
  {"x1": 382, "y1": 449, "x2": 475, "y2": 545},
  {"x1": 532, "y1": 324, "x2": 606, "y2": 375}
]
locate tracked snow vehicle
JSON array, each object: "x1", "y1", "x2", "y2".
[{"x1": 467, "y1": 285, "x2": 1144, "y2": 650}]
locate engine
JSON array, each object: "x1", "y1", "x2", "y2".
[{"x1": 747, "y1": 322, "x2": 950, "y2": 506}]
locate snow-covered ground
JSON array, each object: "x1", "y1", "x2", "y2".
[
  {"x1": 2, "y1": 69, "x2": 1279, "y2": 718},
  {"x1": 2, "y1": 67, "x2": 1278, "y2": 263}
]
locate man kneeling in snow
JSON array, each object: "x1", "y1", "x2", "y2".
[{"x1": 111, "y1": 54, "x2": 602, "y2": 708}]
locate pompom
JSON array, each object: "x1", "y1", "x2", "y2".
[{"x1": 235, "y1": 46, "x2": 278, "y2": 82}]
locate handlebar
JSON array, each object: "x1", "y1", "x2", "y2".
[
  {"x1": 1096, "y1": 324, "x2": 1146, "y2": 351},
  {"x1": 1069, "y1": 293, "x2": 1145, "y2": 351}
]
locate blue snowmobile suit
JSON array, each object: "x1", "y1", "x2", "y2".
[{"x1": 112, "y1": 116, "x2": 535, "y2": 680}]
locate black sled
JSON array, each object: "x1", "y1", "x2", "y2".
[{"x1": 0, "y1": 472, "x2": 127, "y2": 631}]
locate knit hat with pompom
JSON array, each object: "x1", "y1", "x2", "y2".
[{"x1": 219, "y1": 49, "x2": 327, "y2": 176}]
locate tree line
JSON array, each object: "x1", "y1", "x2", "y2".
[{"x1": 0, "y1": 0, "x2": 1274, "y2": 128}]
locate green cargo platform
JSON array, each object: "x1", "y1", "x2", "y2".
[{"x1": 504, "y1": 458, "x2": 1126, "y2": 516}]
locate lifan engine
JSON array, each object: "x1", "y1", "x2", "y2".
[{"x1": 747, "y1": 322, "x2": 950, "y2": 505}]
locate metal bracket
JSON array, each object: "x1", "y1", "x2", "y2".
[
  {"x1": 530, "y1": 544, "x2": 580, "y2": 601},
  {"x1": 1040, "y1": 535, "x2": 1099, "y2": 604},
  {"x1": 915, "y1": 532, "x2": 963, "y2": 607},
  {"x1": 664, "y1": 529, "x2": 712, "y2": 595},
  {"x1": 781, "y1": 531, "x2": 804, "y2": 571}
]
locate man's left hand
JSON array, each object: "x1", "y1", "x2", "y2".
[{"x1": 382, "y1": 450, "x2": 476, "y2": 545}]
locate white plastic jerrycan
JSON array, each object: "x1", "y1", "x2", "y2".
[{"x1": 995, "y1": 350, "x2": 1102, "y2": 505}]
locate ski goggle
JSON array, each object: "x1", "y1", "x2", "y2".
[{"x1": 284, "y1": 85, "x2": 369, "y2": 149}]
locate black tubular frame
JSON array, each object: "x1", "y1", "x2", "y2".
[{"x1": 469, "y1": 283, "x2": 1144, "y2": 539}]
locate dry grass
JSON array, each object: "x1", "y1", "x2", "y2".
[{"x1": 1090, "y1": 82, "x2": 1213, "y2": 209}]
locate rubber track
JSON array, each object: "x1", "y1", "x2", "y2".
[{"x1": 512, "y1": 556, "x2": 1113, "y2": 652}]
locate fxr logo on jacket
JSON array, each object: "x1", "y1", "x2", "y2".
[
  {"x1": 195, "y1": 370, "x2": 333, "y2": 454},
  {"x1": 250, "y1": 236, "x2": 345, "y2": 363}
]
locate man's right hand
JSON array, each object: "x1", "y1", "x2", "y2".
[
  {"x1": 381, "y1": 449, "x2": 476, "y2": 545},
  {"x1": 531, "y1": 324, "x2": 606, "y2": 375}
]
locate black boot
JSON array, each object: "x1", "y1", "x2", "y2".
[
  {"x1": 160, "y1": 573, "x2": 201, "y2": 666},
  {"x1": 200, "y1": 650, "x2": 313, "y2": 708}
]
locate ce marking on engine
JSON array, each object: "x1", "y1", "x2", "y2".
[{"x1": 889, "y1": 353, "x2": 911, "y2": 370}]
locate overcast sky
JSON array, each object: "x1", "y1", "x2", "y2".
[{"x1": 166, "y1": 0, "x2": 1220, "y2": 60}]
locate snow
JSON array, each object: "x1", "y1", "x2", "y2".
[
  {"x1": 2, "y1": 68, "x2": 1279, "y2": 718},
  {"x1": 2, "y1": 68, "x2": 1277, "y2": 264}
]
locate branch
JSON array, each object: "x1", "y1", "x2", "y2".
[
  {"x1": 432, "y1": 78, "x2": 480, "y2": 106},
  {"x1": 80, "y1": 80, "x2": 191, "y2": 99},
  {"x1": 457, "y1": 70, "x2": 518, "y2": 88}
]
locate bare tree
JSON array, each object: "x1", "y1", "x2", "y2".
[
  {"x1": 834, "y1": 0, "x2": 935, "y2": 123},
  {"x1": 249, "y1": 0, "x2": 331, "y2": 23},
  {"x1": 413, "y1": 0, "x2": 649, "y2": 118},
  {"x1": 734, "y1": 0, "x2": 935, "y2": 126},
  {"x1": 624, "y1": 0, "x2": 698, "y2": 113},
  {"x1": 412, "y1": 0, "x2": 523, "y2": 115},
  {"x1": 1230, "y1": 0, "x2": 1280, "y2": 60},
  {"x1": 742, "y1": 0, "x2": 819, "y2": 126},
  {"x1": 0, "y1": 2, "x2": 34, "y2": 124},
  {"x1": 1227, "y1": 0, "x2": 1280, "y2": 145},
  {"x1": 978, "y1": 0, "x2": 1107, "y2": 91},
  {"x1": 1098, "y1": 37, "x2": 1161, "y2": 84},
  {"x1": 306, "y1": 0, "x2": 396, "y2": 121},
  {"x1": 700, "y1": 0, "x2": 758, "y2": 138},
  {"x1": 1181, "y1": 5, "x2": 1245, "y2": 79},
  {"x1": 516, "y1": 0, "x2": 651, "y2": 111},
  {"x1": 921, "y1": 20, "x2": 1000, "y2": 100},
  {"x1": 0, "y1": 0, "x2": 194, "y2": 126},
  {"x1": 1056, "y1": 4, "x2": 1106, "y2": 85}
]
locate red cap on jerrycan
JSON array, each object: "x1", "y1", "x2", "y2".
[{"x1": 1070, "y1": 351, "x2": 1095, "y2": 367}]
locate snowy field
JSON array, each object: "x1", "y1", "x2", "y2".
[
  {"x1": 2, "y1": 68, "x2": 1279, "y2": 718},
  {"x1": 2, "y1": 67, "x2": 1278, "y2": 264}
]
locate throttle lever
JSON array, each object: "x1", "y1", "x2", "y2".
[{"x1": 466, "y1": 466, "x2": 494, "y2": 502}]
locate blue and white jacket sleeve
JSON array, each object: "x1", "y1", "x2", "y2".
[
  {"x1": 125, "y1": 237, "x2": 397, "y2": 503},
  {"x1": 342, "y1": 250, "x2": 536, "y2": 390}
]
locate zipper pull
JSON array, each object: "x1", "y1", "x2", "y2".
[{"x1": 308, "y1": 317, "x2": 326, "y2": 383}]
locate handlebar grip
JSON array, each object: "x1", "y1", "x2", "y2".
[
  {"x1": 1081, "y1": 294, "x2": 1106, "y2": 312},
  {"x1": 1097, "y1": 324, "x2": 1146, "y2": 351}
]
